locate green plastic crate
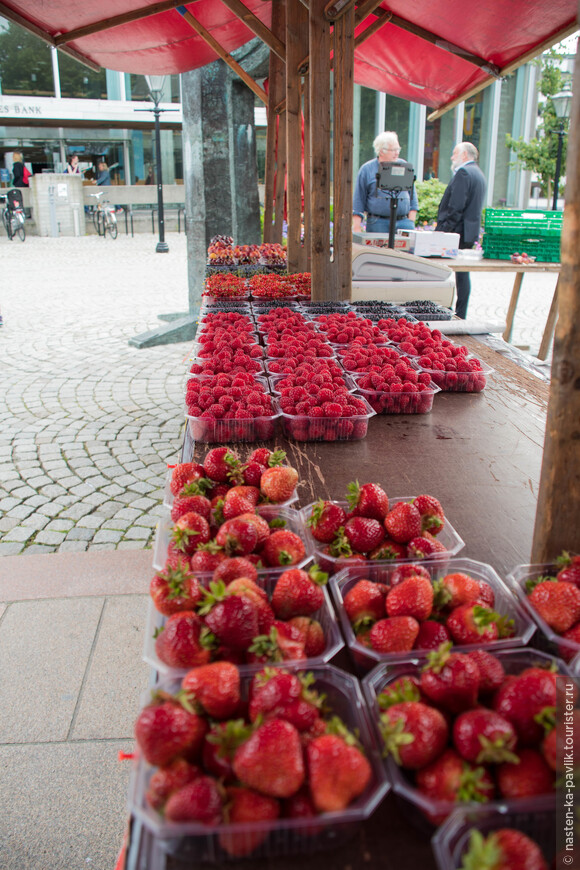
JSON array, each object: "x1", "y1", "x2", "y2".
[
  {"x1": 482, "y1": 233, "x2": 561, "y2": 262},
  {"x1": 484, "y1": 208, "x2": 563, "y2": 239}
]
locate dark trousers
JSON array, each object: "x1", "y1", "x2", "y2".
[{"x1": 455, "y1": 270, "x2": 471, "y2": 319}]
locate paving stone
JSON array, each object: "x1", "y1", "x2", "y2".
[
  {"x1": 76, "y1": 515, "x2": 106, "y2": 530},
  {"x1": 34, "y1": 530, "x2": 68, "y2": 546},
  {"x1": 38, "y1": 484, "x2": 68, "y2": 498},
  {"x1": 0, "y1": 542, "x2": 25, "y2": 556},
  {"x1": 45, "y1": 519, "x2": 76, "y2": 532},
  {"x1": 0, "y1": 517, "x2": 19, "y2": 532},
  {"x1": 9, "y1": 485, "x2": 38, "y2": 499},
  {"x1": 1, "y1": 497, "x2": 21, "y2": 512},
  {"x1": 7, "y1": 504, "x2": 36, "y2": 520},
  {"x1": 57, "y1": 540, "x2": 90, "y2": 552},
  {"x1": 123, "y1": 526, "x2": 153, "y2": 541},
  {"x1": 23, "y1": 494, "x2": 50, "y2": 508},
  {"x1": 20, "y1": 513, "x2": 50, "y2": 531},
  {"x1": 36, "y1": 502, "x2": 64, "y2": 518},
  {"x1": 101, "y1": 483, "x2": 125, "y2": 497},
  {"x1": 2, "y1": 527, "x2": 36, "y2": 543},
  {"x1": 22, "y1": 544, "x2": 58, "y2": 554},
  {"x1": 66, "y1": 527, "x2": 95, "y2": 541},
  {"x1": 69, "y1": 483, "x2": 97, "y2": 497},
  {"x1": 60, "y1": 503, "x2": 94, "y2": 521},
  {"x1": 128, "y1": 497, "x2": 158, "y2": 511},
  {"x1": 83, "y1": 492, "x2": 110, "y2": 507},
  {"x1": 92, "y1": 529, "x2": 124, "y2": 544},
  {"x1": 26, "y1": 475, "x2": 54, "y2": 488},
  {"x1": 117, "y1": 540, "x2": 149, "y2": 550},
  {"x1": 100, "y1": 518, "x2": 132, "y2": 531}
]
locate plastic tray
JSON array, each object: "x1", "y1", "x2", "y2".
[
  {"x1": 507, "y1": 560, "x2": 580, "y2": 663},
  {"x1": 184, "y1": 409, "x2": 279, "y2": 443},
  {"x1": 330, "y1": 558, "x2": 536, "y2": 672},
  {"x1": 276, "y1": 397, "x2": 376, "y2": 442},
  {"x1": 300, "y1": 497, "x2": 465, "y2": 575},
  {"x1": 417, "y1": 360, "x2": 494, "y2": 392},
  {"x1": 185, "y1": 372, "x2": 270, "y2": 393},
  {"x1": 431, "y1": 797, "x2": 557, "y2": 870},
  {"x1": 143, "y1": 562, "x2": 344, "y2": 676},
  {"x1": 352, "y1": 381, "x2": 441, "y2": 414},
  {"x1": 187, "y1": 356, "x2": 266, "y2": 375},
  {"x1": 362, "y1": 648, "x2": 571, "y2": 830},
  {"x1": 482, "y1": 234, "x2": 560, "y2": 262},
  {"x1": 152, "y1": 504, "x2": 312, "y2": 573},
  {"x1": 128, "y1": 664, "x2": 388, "y2": 862}
]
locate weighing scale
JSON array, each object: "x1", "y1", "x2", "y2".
[{"x1": 351, "y1": 242, "x2": 455, "y2": 306}]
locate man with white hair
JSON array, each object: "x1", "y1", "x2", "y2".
[
  {"x1": 436, "y1": 142, "x2": 486, "y2": 319},
  {"x1": 352, "y1": 131, "x2": 418, "y2": 235}
]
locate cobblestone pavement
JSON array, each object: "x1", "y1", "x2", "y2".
[{"x1": 0, "y1": 233, "x2": 558, "y2": 556}]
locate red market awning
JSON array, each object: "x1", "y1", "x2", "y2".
[{"x1": 0, "y1": 0, "x2": 577, "y2": 113}]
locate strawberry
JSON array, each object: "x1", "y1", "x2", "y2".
[
  {"x1": 154, "y1": 611, "x2": 214, "y2": 669},
  {"x1": 250, "y1": 447, "x2": 286, "y2": 467},
  {"x1": 453, "y1": 708, "x2": 518, "y2": 764},
  {"x1": 528, "y1": 579, "x2": 580, "y2": 633},
  {"x1": 412, "y1": 494, "x2": 445, "y2": 535},
  {"x1": 555, "y1": 551, "x2": 580, "y2": 588},
  {"x1": 344, "y1": 516, "x2": 385, "y2": 553},
  {"x1": 260, "y1": 529, "x2": 306, "y2": 567},
  {"x1": 384, "y1": 502, "x2": 422, "y2": 544},
  {"x1": 459, "y1": 828, "x2": 549, "y2": 870},
  {"x1": 249, "y1": 670, "x2": 322, "y2": 731},
  {"x1": 215, "y1": 516, "x2": 259, "y2": 556},
  {"x1": 219, "y1": 787, "x2": 280, "y2": 857},
  {"x1": 307, "y1": 500, "x2": 347, "y2": 543},
  {"x1": 226, "y1": 578, "x2": 275, "y2": 633},
  {"x1": 493, "y1": 667, "x2": 557, "y2": 745},
  {"x1": 171, "y1": 493, "x2": 212, "y2": 523},
  {"x1": 134, "y1": 692, "x2": 208, "y2": 766},
  {"x1": 204, "y1": 447, "x2": 241, "y2": 482},
  {"x1": 386, "y1": 575, "x2": 434, "y2": 621},
  {"x1": 307, "y1": 733, "x2": 372, "y2": 812},
  {"x1": 467, "y1": 649, "x2": 505, "y2": 693},
  {"x1": 406, "y1": 534, "x2": 447, "y2": 559},
  {"x1": 477, "y1": 580, "x2": 496, "y2": 608},
  {"x1": 233, "y1": 718, "x2": 305, "y2": 798},
  {"x1": 181, "y1": 661, "x2": 241, "y2": 719},
  {"x1": 213, "y1": 556, "x2": 258, "y2": 586},
  {"x1": 222, "y1": 492, "x2": 257, "y2": 520},
  {"x1": 446, "y1": 603, "x2": 514, "y2": 645},
  {"x1": 414, "y1": 620, "x2": 451, "y2": 650},
  {"x1": 202, "y1": 719, "x2": 252, "y2": 781},
  {"x1": 346, "y1": 480, "x2": 389, "y2": 520},
  {"x1": 164, "y1": 776, "x2": 223, "y2": 824},
  {"x1": 420, "y1": 644, "x2": 480, "y2": 714},
  {"x1": 496, "y1": 748, "x2": 554, "y2": 798},
  {"x1": 369, "y1": 540, "x2": 407, "y2": 560},
  {"x1": 145, "y1": 758, "x2": 201, "y2": 811},
  {"x1": 189, "y1": 541, "x2": 226, "y2": 573},
  {"x1": 390, "y1": 563, "x2": 431, "y2": 586},
  {"x1": 380, "y1": 701, "x2": 448, "y2": 769},
  {"x1": 433, "y1": 572, "x2": 481, "y2": 611},
  {"x1": 198, "y1": 581, "x2": 260, "y2": 651},
  {"x1": 172, "y1": 512, "x2": 211, "y2": 556},
  {"x1": 377, "y1": 676, "x2": 422, "y2": 708},
  {"x1": 150, "y1": 564, "x2": 202, "y2": 616},
  {"x1": 235, "y1": 511, "x2": 271, "y2": 548},
  {"x1": 560, "y1": 621, "x2": 580, "y2": 660},
  {"x1": 260, "y1": 465, "x2": 299, "y2": 503},
  {"x1": 247, "y1": 623, "x2": 306, "y2": 664},
  {"x1": 169, "y1": 462, "x2": 207, "y2": 496},
  {"x1": 271, "y1": 565, "x2": 328, "y2": 619},
  {"x1": 369, "y1": 616, "x2": 420, "y2": 652},
  {"x1": 415, "y1": 747, "x2": 495, "y2": 805},
  {"x1": 226, "y1": 484, "x2": 260, "y2": 507},
  {"x1": 242, "y1": 460, "x2": 266, "y2": 488},
  {"x1": 288, "y1": 616, "x2": 326, "y2": 657}
]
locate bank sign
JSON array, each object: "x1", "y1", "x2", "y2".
[{"x1": 0, "y1": 96, "x2": 182, "y2": 125}]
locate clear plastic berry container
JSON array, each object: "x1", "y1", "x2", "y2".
[
  {"x1": 417, "y1": 360, "x2": 494, "y2": 392},
  {"x1": 187, "y1": 355, "x2": 266, "y2": 375},
  {"x1": 431, "y1": 797, "x2": 557, "y2": 870},
  {"x1": 143, "y1": 559, "x2": 344, "y2": 676},
  {"x1": 152, "y1": 505, "x2": 313, "y2": 574},
  {"x1": 352, "y1": 380, "x2": 441, "y2": 414},
  {"x1": 330, "y1": 558, "x2": 536, "y2": 672},
  {"x1": 128, "y1": 663, "x2": 388, "y2": 863},
  {"x1": 362, "y1": 648, "x2": 571, "y2": 831},
  {"x1": 275, "y1": 397, "x2": 376, "y2": 442},
  {"x1": 185, "y1": 372, "x2": 270, "y2": 392},
  {"x1": 300, "y1": 497, "x2": 465, "y2": 575},
  {"x1": 507, "y1": 559, "x2": 580, "y2": 663},
  {"x1": 268, "y1": 372, "x2": 359, "y2": 397},
  {"x1": 162, "y1": 465, "x2": 299, "y2": 511},
  {"x1": 185, "y1": 408, "x2": 280, "y2": 443}
]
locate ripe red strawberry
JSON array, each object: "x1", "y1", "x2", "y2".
[
  {"x1": 171, "y1": 493, "x2": 213, "y2": 523},
  {"x1": 453, "y1": 708, "x2": 518, "y2": 764},
  {"x1": 414, "y1": 620, "x2": 451, "y2": 650},
  {"x1": 250, "y1": 447, "x2": 285, "y2": 466},
  {"x1": 386, "y1": 575, "x2": 434, "y2": 621},
  {"x1": 260, "y1": 466, "x2": 299, "y2": 503},
  {"x1": 415, "y1": 747, "x2": 495, "y2": 804},
  {"x1": 249, "y1": 670, "x2": 322, "y2": 731},
  {"x1": 344, "y1": 516, "x2": 385, "y2": 553},
  {"x1": 307, "y1": 733, "x2": 372, "y2": 812},
  {"x1": 233, "y1": 718, "x2": 305, "y2": 798},
  {"x1": 222, "y1": 491, "x2": 258, "y2": 520},
  {"x1": 169, "y1": 462, "x2": 206, "y2": 496},
  {"x1": 307, "y1": 500, "x2": 347, "y2": 543},
  {"x1": 369, "y1": 539, "x2": 408, "y2": 560},
  {"x1": 227, "y1": 578, "x2": 275, "y2": 633},
  {"x1": 459, "y1": 828, "x2": 549, "y2": 870},
  {"x1": 241, "y1": 460, "x2": 266, "y2": 488},
  {"x1": 172, "y1": 512, "x2": 211, "y2": 556},
  {"x1": 369, "y1": 616, "x2": 420, "y2": 653},
  {"x1": 380, "y1": 701, "x2": 448, "y2": 769},
  {"x1": 215, "y1": 516, "x2": 259, "y2": 556},
  {"x1": 433, "y1": 572, "x2": 481, "y2": 611},
  {"x1": 154, "y1": 611, "x2": 214, "y2": 669},
  {"x1": 204, "y1": 447, "x2": 241, "y2": 482},
  {"x1": 446, "y1": 603, "x2": 514, "y2": 645},
  {"x1": 150, "y1": 564, "x2": 202, "y2": 616},
  {"x1": 390, "y1": 563, "x2": 431, "y2": 586},
  {"x1": 236, "y1": 511, "x2": 271, "y2": 547},
  {"x1": 247, "y1": 622, "x2": 306, "y2": 664},
  {"x1": 528, "y1": 579, "x2": 580, "y2": 633},
  {"x1": 288, "y1": 616, "x2": 326, "y2": 657},
  {"x1": 377, "y1": 676, "x2": 422, "y2": 709},
  {"x1": 164, "y1": 776, "x2": 223, "y2": 824},
  {"x1": 384, "y1": 502, "x2": 422, "y2": 543},
  {"x1": 406, "y1": 534, "x2": 447, "y2": 559},
  {"x1": 420, "y1": 644, "x2": 481, "y2": 713},
  {"x1": 189, "y1": 541, "x2": 226, "y2": 573},
  {"x1": 477, "y1": 580, "x2": 495, "y2": 608},
  {"x1": 493, "y1": 667, "x2": 557, "y2": 745},
  {"x1": 202, "y1": 719, "x2": 252, "y2": 781},
  {"x1": 198, "y1": 580, "x2": 260, "y2": 650},
  {"x1": 226, "y1": 484, "x2": 260, "y2": 507},
  {"x1": 219, "y1": 786, "x2": 280, "y2": 857},
  {"x1": 181, "y1": 661, "x2": 241, "y2": 719},
  {"x1": 467, "y1": 649, "x2": 505, "y2": 693},
  {"x1": 346, "y1": 480, "x2": 389, "y2": 520},
  {"x1": 556, "y1": 551, "x2": 580, "y2": 587},
  {"x1": 212, "y1": 556, "x2": 258, "y2": 585},
  {"x1": 413, "y1": 494, "x2": 445, "y2": 535},
  {"x1": 271, "y1": 565, "x2": 327, "y2": 619},
  {"x1": 134, "y1": 693, "x2": 208, "y2": 766},
  {"x1": 343, "y1": 579, "x2": 388, "y2": 628},
  {"x1": 260, "y1": 529, "x2": 306, "y2": 567},
  {"x1": 496, "y1": 748, "x2": 554, "y2": 798},
  {"x1": 145, "y1": 758, "x2": 201, "y2": 811}
]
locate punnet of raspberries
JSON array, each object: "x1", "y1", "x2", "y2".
[
  {"x1": 276, "y1": 391, "x2": 373, "y2": 442},
  {"x1": 353, "y1": 361, "x2": 438, "y2": 414},
  {"x1": 339, "y1": 342, "x2": 409, "y2": 373},
  {"x1": 185, "y1": 373, "x2": 277, "y2": 442},
  {"x1": 313, "y1": 311, "x2": 389, "y2": 345},
  {"x1": 364, "y1": 647, "x2": 567, "y2": 826},
  {"x1": 270, "y1": 360, "x2": 354, "y2": 396},
  {"x1": 132, "y1": 664, "x2": 381, "y2": 856},
  {"x1": 258, "y1": 242, "x2": 287, "y2": 266},
  {"x1": 203, "y1": 273, "x2": 248, "y2": 298}
]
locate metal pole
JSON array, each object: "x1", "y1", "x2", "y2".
[
  {"x1": 552, "y1": 123, "x2": 564, "y2": 211},
  {"x1": 154, "y1": 104, "x2": 169, "y2": 253}
]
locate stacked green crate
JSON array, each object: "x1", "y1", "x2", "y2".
[{"x1": 482, "y1": 208, "x2": 562, "y2": 262}]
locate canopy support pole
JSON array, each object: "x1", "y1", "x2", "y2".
[
  {"x1": 309, "y1": 0, "x2": 332, "y2": 299},
  {"x1": 332, "y1": 4, "x2": 355, "y2": 299},
  {"x1": 286, "y1": 0, "x2": 309, "y2": 272},
  {"x1": 263, "y1": 0, "x2": 286, "y2": 242}
]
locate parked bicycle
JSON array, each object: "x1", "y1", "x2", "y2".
[
  {"x1": 1, "y1": 189, "x2": 26, "y2": 242},
  {"x1": 89, "y1": 190, "x2": 118, "y2": 239}
]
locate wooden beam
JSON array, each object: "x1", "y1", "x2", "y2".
[
  {"x1": 219, "y1": 0, "x2": 287, "y2": 62},
  {"x1": 264, "y1": 0, "x2": 287, "y2": 243},
  {"x1": 333, "y1": 4, "x2": 355, "y2": 300},
  {"x1": 324, "y1": 0, "x2": 357, "y2": 22},
  {"x1": 353, "y1": 0, "x2": 385, "y2": 25},
  {"x1": 354, "y1": 9, "x2": 391, "y2": 48},
  {"x1": 532, "y1": 37, "x2": 580, "y2": 562},
  {"x1": 286, "y1": 0, "x2": 309, "y2": 272},
  {"x1": 302, "y1": 70, "x2": 311, "y2": 273},
  {"x1": 53, "y1": 0, "x2": 185, "y2": 45},
  {"x1": 177, "y1": 7, "x2": 268, "y2": 104}
]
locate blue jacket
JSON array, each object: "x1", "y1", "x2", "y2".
[{"x1": 353, "y1": 157, "x2": 418, "y2": 219}]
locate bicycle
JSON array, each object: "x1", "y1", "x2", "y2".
[
  {"x1": 0, "y1": 191, "x2": 26, "y2": 242},
  {"x1": 89, "y1": 191, "x2": 118, "y2": 239}
]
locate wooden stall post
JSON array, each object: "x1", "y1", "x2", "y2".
[
  {"x1": 264, "y1": 0, "x2": 286, "y2": 242},
  {"x1": 302, "y1": 72, "x2": 312, "y2": 273},
  {"x1": 286, "y1": 0, "x2": 309, "y2": 271},
  {"x1": 332, "y1": 5, "x2": 355, "y2": 299},
  {"x1": 531, "y1": 42, "x2": 580, "y2": 561}
]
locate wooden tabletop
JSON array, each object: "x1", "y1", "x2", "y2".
[{"x1": 446, "y1": 257, "x2": 560, "y2": 273}]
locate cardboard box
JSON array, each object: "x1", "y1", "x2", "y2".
[
  {"x1": 352, "y1": 231, "x2": 412, "y2": 251},
  {"x1": 399, "y1": 230, "x2": 460, "y2": 258}
]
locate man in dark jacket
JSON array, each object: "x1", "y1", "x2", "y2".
[{"x1": 436, "y1": 143, "x2": 486, "y2": 319}]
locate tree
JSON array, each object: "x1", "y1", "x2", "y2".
[{"x1": 505, "y1": 51, "x2": 570, "y2": 202}]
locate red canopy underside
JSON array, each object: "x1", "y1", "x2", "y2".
[{"x1": 2, "y1": 0, "x2": 577, "y2": 110}]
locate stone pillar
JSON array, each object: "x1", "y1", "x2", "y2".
[{"x1": 181, "y1": 68, "x2": 206, "y2": 315}]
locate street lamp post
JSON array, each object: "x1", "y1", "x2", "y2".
[{"x1": 551, "y1": 85, "x2": 572, "y2": 211}]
